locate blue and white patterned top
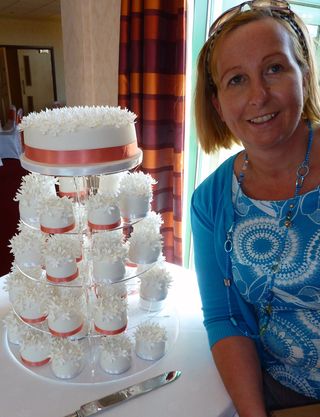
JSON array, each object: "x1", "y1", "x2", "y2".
[{"x1": 231, "y1": 174, "x2": 320, "y2": 399}]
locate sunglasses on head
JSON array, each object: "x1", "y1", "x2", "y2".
[{"x1": 209, "y1": 0, "x2": 291, "y2": 37}]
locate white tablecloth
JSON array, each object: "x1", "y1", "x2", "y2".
[
  {"x1": 0, "y1": 264, "x2": 236, "y2": 417},
  {"x1": 0, "y1": 128, "x2": 23, "y2": 164}
]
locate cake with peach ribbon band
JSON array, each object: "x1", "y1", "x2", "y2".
[{"x1": 19, "y1": 106, "x2": 142, "y2": 175}]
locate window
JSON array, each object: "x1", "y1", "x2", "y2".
[{"x1": 183, "y1": 0, "x2": 320, "y2": 269}]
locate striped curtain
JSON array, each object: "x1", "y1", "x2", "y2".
[{"x1": 118, "y1": 0, "x2": 187, "y2": 265}]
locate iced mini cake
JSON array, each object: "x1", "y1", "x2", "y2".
[
  {"x1": 99, "y1": 334, "x2": 132, "y2": 374},
  {"x1": 19, "y1": 106, "x2": 140, "y2": 168},
  {"x1": 43, "y1": 234, "x2": 79, "y2": 283},
  {"x1": 51, "y1": 338, "x2": 85, "y2": 379},
  {"x1": 20, "y1": 329, "x2": 51, "y2": 367},
  {"x1": 139, "y1": 263, "x2": 172, "y2": 311},
  {"x1": 39, "y1": 195, "x2": 75, "y2": 234},
  {"x1": 9, "y1": 224, "x2": 46, "y2": 272},
  {"x1": 58, "y1": 176, "x2": 87, "y2": 200},
  {"x1": 14, "y1": 173, "x2": 57, "y2": 227},
  {"x1": 92, "y1": 230, "x2": 128, "y2": 283},
  {"x1": 6, "y1": 271, "x2": 48, "y2": 324},
  {"x1": 93, "y1": 292, "x2": 127, "y2": 335},
  {"x1": 119, "y1": 172, "x2": 156, "y2": 220},
  {"x1": 48, "y1": 287, "x2": 85, "y2": 337},
  {"x1": 87, "y1": 194, "x2": 121, "y2": 231},
  {"x1": 3, "y1": 309, "x2": 26, "y2": 345},
  {"x1": 135, "y1": 322, "x2": 167, "y2": 361},
  {"x1": 128, "y1": 212, "x2": 163, "y2": 264}
]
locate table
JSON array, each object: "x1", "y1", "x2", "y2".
[
  {"x1": 0, "y1": 264, "x2": 237, "y2": 417},
  {"x1": 0, "y1": 127, "x2": 23, "y2": 165}
]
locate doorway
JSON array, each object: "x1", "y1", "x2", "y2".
[
  {"x1": 18, "y1": 48, "x2": 55, "y2": 113},
  {"x1": 0, "y1": 45, "x2": 57, "y2": 123}
]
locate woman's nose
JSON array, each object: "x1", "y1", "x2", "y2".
[{"x1": 248, "y1": 78, "x2": 269, "y2": 107}]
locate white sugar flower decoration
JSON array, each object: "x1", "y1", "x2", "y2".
[
  {"x1": 100, "y1": 334, "x2": 132, "y2": 359},
  {"x1": 19, "y1": 106, "x2": 137, "y2": 135},
  {"x1": 139, "y1": 263, "x2": 172, "y2": 289},
  {"x1": 87, "y1": 193, "x2": 118, "y2": 210},
  {"x1": 39, "y1": 195, "x2": 73, "y2": 219},
  {"x1": 51, "y1": 338, "x2": 84, "y2": 364},
  {"x1": 94, "y1": 294, "x2": 127, "y2": 319},
  {"x1": 92, "y1": 230, "x2": 128, "y2": 262},
  {"x1": 20, "y1": 328, "x2": 51, "y2": 351},
  {"x1": 99, "y1": 172, "x2": 125, "y2": 198},
  {"x1": 134, "y1": 322, "x2": 167, "y2": 343},
  {"x1": 43, "y1": 234, "x2": 80, "y2": 263},
  {"x1": 14, "y1": 173, "x2": 56, "y2": 202},
  {"x1": 48, "y1": 288, "x2": 85, "y2": 321},
  {"x1": 120, "y1": 172, "x2": 156, "y2": 198},
  {"x1": 9, "y1": 228, "x2": 45, "y2": 258},
  {"x1": 129, "y1": 212, "x2": 163, "y2": 248}
]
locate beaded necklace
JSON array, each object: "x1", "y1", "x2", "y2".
[{"x1": 224, "y1": 120, "x2": 313, "y2": 338}]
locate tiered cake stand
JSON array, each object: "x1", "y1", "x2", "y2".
[{"x1": 5, "y1": 155, "x2": 179, "y2": 384}]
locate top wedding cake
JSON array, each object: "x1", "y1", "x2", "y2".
[{"x1": 19, "y1": 106, "x2": 142, "y2": 175}]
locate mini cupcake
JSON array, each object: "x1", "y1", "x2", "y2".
[
  {"x1": 9, "y1": 225, "x2": 46, "y2": 272},
  {"x1": 3, "y1": 309, "x2": 26, "y2": 345},
  {"x1": 48, "y1": 287, "x2": 85, "y2": 337},
  {"x1": 20, "y1": 329, "x2": 51, "y2": 367},
  {"x1": 139, "y1": 263, "x2": 172, "y2": 311},
  {"x1": 93, "y1": 293, "x2": 127, "y2": 335},
  {"x1": 87, "y1": 194, "x2": 121, "y2": 231},
  {"x1": 128, "y1": 212, "x2": 163, "y2": 264},
  {"x1": 92, "y1": 230, "x2": 128, "y2": 283},
  {"x1": 39, "y1": 195, "x2": 75, "y2": 234},
  {"x1": 119, "y1": 172, "x2": 156, "y2": 220},
  {"x1": 58, "y1": 176, "x2": 87, "y2": 200},
  {"x1": 135, "y1": 322, "x2": 167, "y2": 361},
  {"x1": 50, "y1": 338, "x2": 85, "y2": 379},
  {"x1": 14, "y1": 173, "x2": 57, "y2": 227},
  {"x1": 43, "y1": 235, "x2": 79, "y2": 283},
  {"x1": 99, "y1": 334, "x2": 132, "y2": 374}
]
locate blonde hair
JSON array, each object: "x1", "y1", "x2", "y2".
[{"x1": 194, "y1": 10, "x2": 320, "y2": 154}]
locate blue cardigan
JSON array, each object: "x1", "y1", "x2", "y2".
[{"x1": 191, "y1": 155, "x2": 261, "y2": 348}]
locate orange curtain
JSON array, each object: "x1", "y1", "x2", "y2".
[{"x1": 118, "y1": 0, "x2": 186, "y2": 265}]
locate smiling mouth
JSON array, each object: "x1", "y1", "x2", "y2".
[{"x1": 249, "y1": 113, "x2": 277, "y2": 124}]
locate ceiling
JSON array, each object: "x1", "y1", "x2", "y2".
[{"x1": 0, "y1": 0, "x2": 60, "y2": 20}]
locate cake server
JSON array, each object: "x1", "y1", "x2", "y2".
[{"x1": 63, "y1": 370, "x2": 181, "y2": 417}]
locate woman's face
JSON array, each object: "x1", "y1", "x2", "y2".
[{"x1": 212, "y1": 18, "x2": 306, "y2": 152}]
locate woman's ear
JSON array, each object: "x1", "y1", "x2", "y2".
[{"x1": 211, "y1": 94, "x2": 224, "y2": 121}]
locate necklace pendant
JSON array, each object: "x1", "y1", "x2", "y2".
[{"x1": 284, "y1": 219, "x2": 292, "y2": 228}]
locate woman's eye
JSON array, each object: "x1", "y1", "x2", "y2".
[
  {"x1": 268, "y1": 64, "x2": 283, "y2": 74},
  {"x1": 228, "y1": 74, "x2": 244, "y2": 86}
]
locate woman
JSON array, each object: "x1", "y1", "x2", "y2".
[{"x1": 191, "y1": 1, "x2": 320, "y2": 416}]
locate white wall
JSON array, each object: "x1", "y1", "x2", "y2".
[{"x1": 0, "y1": 16, "x2": 65, "y2": 104}]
